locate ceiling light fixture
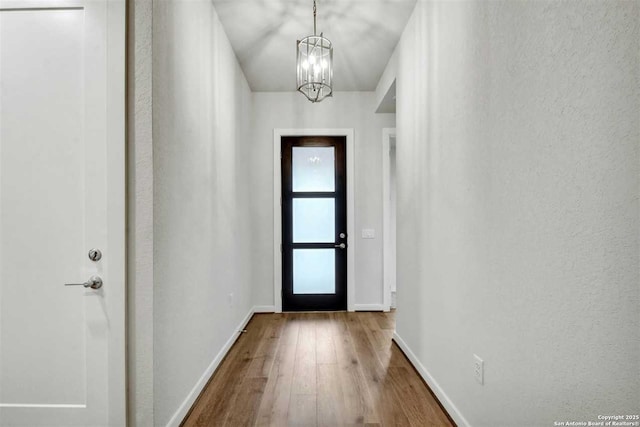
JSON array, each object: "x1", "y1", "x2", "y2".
[{"x1": 296, "y1": 0, "x2": 333, "y2": 103}]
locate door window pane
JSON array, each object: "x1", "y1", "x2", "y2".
[
  {"x1": 293, "y1": 198, "x2": 335, "y2": 243},
  {"x1": 292, "y1": 146, "x2": 335, "y2": 192},
  {"x1": 293, "y1": 249, "x2": 335, "y2": 294}
]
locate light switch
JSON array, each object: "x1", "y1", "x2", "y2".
[{"x1": 361, "y1": 228, "x2": 375, "y2": 239}]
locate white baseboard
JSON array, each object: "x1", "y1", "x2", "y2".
[
  {"x1": 354, "y1": 303, "x2": 388, "y2": 312},
  {"x1": 393, "y1": 332, "x2": 471, "y2": 427},
  {"x1": 253, "y1": 305, "x2": 276, "y2": 313},
  {"x1": 165, "y1": 307, "x2": 256, "y2": 427}
]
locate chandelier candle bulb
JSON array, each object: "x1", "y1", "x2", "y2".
[{"x1": 296, "y1": 0, "x2": 333, "y2": 102}]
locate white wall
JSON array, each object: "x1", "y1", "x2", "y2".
[
  {"x1": 127, "y1": 0, "x2": 154, "y2": 425},
  {"x1": 152, "y1": 0, "x2": 254, "y2": 425},
  {"x1": 375, "y1": 48, "x2": 397, "y2": 112},
  {"x1": 389, "y1": 1, "x2": 639, "y2": 425},
  {"x1": 251, "y1": 92, "x2": 395, "y2": 309}
]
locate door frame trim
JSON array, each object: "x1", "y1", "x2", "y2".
[
  {"x1": 273, "y1": 128, "x2": 355, "y2": 313},
  {"x1": 382, "y1": 127, "x2": 396, "y2": 312},
  {"x1": 106, "y1": 0, "x2": 126, "y2": 424}
]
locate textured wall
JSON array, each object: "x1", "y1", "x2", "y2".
[
  {"x1": 250, "y1": 92, "x2": 395, "y2": 309},
  {"x1": 390, "y1": 1, "x2": 639, "y2": 425},
  {"x1": 152, "y1": 0, "x2": 254, "y2": 425},
  {"x1": 127, "y1": 0, "x2": 154, "y2": 425}
]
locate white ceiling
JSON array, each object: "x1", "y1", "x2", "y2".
[{"x1": 211, "y1": 0, "x2": 416, "y2": 92}]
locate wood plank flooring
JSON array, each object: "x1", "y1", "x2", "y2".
[{"x1": 182, "y1": 311, "x2": 454, "y2": 427}]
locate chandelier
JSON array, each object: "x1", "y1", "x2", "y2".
[{"x1": 296, "y1": 0, "x2": 333, "y2": 103}]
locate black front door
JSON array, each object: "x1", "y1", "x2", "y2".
[{"x1": 281, "y1": 136, "x2": 347, "y2": 311}]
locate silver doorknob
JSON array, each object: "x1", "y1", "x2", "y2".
[
  {"x1": 65, "y1": 276, "x2": 103, "y2": 290},
  {"x1": 334, "y1": 243, "x2": 346, "y2": 249}
]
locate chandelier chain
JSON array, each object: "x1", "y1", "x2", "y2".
[{"x1": 313, "y1": 0, "x2": 317, "y2": 35}]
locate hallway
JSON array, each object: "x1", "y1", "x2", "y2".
[
  {"x1": 183, "y1": 312, "x2": 453, "y2": 426},
  {"x1": 1, "y1": 0, "x2": 636, "y2": 425}
]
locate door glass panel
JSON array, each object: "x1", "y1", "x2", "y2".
[
  {"x1": 293, "y1": 249, "x2": 335, "y2": 294},
  {"x1": 293, "y1": 198, "x2": 335, "y2": 243},
  {"x1": 292, "y1": 146, "x2": 335, "y2": 192}
]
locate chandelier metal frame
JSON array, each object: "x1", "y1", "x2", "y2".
[{"x1": 296, "y1": 0, "x2": 333, "y2": 103}]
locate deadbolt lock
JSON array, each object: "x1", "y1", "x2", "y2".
[{"x1": 88, "y1": 248, "x2": 102, "y2": 261}]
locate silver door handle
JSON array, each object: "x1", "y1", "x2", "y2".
[
  {"x1": 334, "y1": 243, "x2": 346, "y2": 249},
  {"x1": 65, "y1": 275, "x2": 103, "y2": 290}
]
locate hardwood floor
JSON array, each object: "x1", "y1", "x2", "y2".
[{"x1": 182, "y1": 312, "x2": 454, "y2": 427}]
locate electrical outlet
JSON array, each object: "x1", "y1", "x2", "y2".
[
  {"x1": 474, "y1": 354, "x2": 484, "y2": 385},
  {"x1": 227, "y1": 293, "x2": 234, "y2": 307}
]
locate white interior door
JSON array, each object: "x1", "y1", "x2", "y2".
[{"x1": 0, "y1": 0, "x2": 125, "y2": 425}]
